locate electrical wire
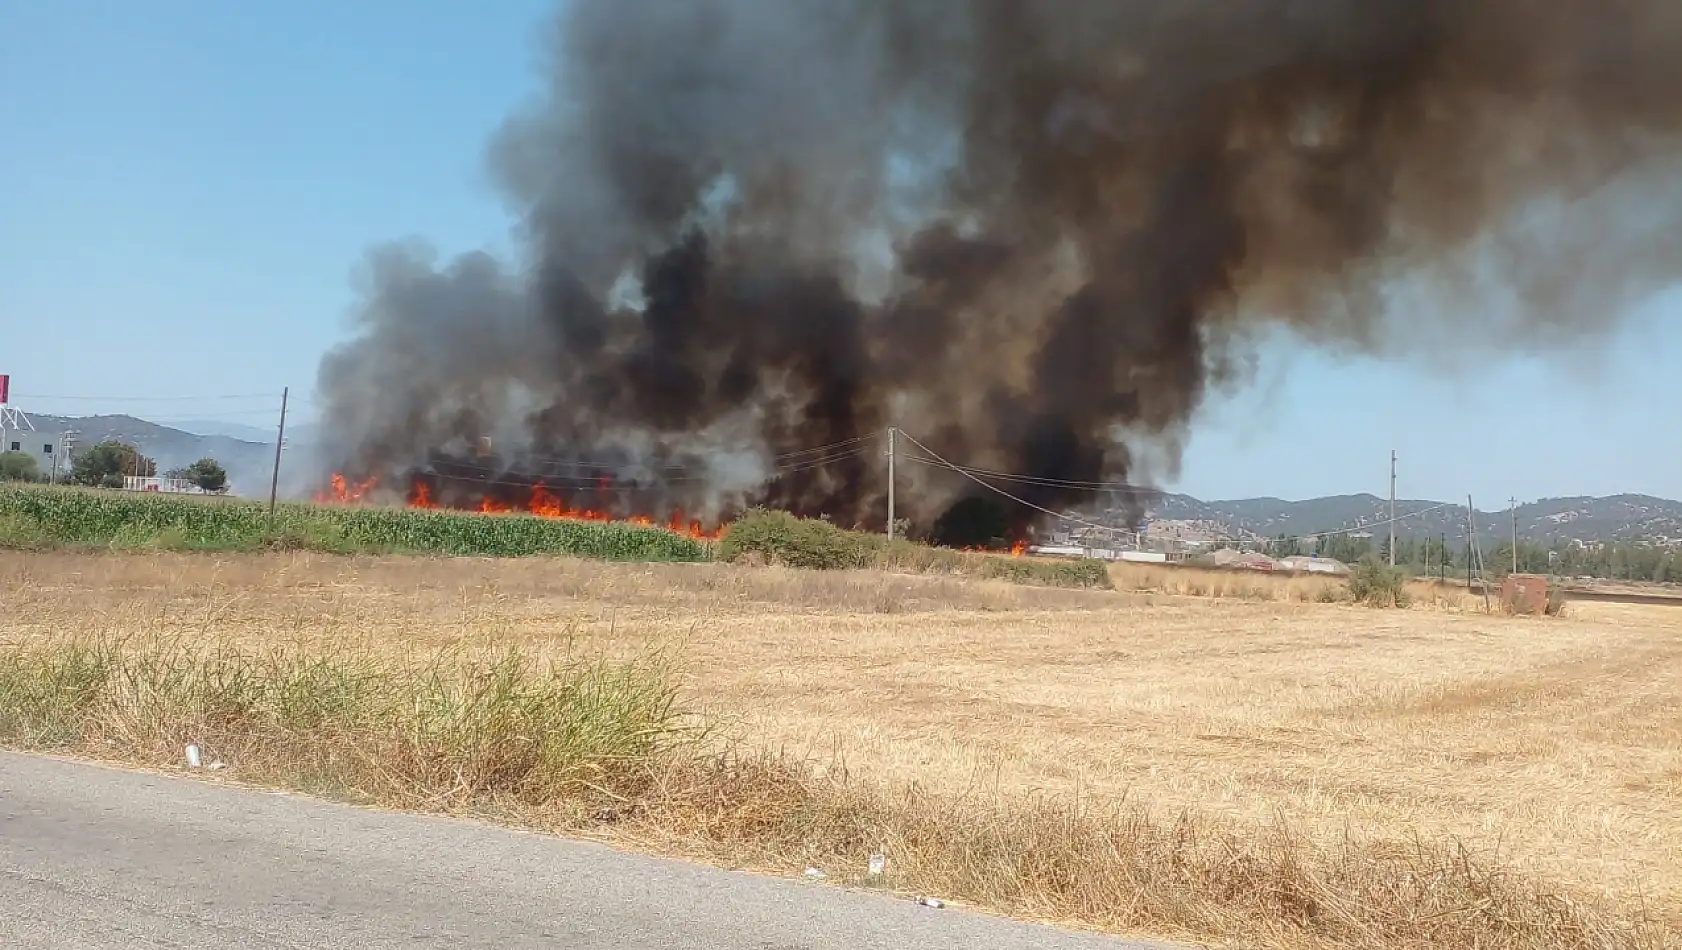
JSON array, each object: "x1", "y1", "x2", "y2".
[
  {"x1": 895, "y1": 431, "x2": 1137, "y2": 541},
  {"x1": 385, "y1": 440, "x2": 868, "y2": 489},
  {"x1": 897, "y1": 429, "x2": 1466, "y2": 549},
  {"x1": 773, "y1": 433, "x2": 878, "y2": 460},
  {"x1": 898, "y1": 454, "x2": 1144, "y2": 492},
  {"x1": 405, "y1": 432, "x2": 878, "y2": 475},
  {"x1": 773, "y1": 446, "x2": 869, "y2": 475},
  {"x1": 15, "y1": 392, "x2": 289, "y2": 402}
]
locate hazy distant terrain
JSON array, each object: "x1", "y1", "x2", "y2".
[
  {"x1": 21, "y1": 414, "x2": 1681, "y2": 545},
  {"x1": 1148, "y1": 493, "x2": 1682, "y2": 547},
  {"x1": 30, "y1": 414, "x2": 319, "y2": 498}
]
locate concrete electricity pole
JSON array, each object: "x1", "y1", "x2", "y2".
[
  {"x1": 1388, "y1": 450, "x2": 1397, "y2": 567},
  {"x1": 61, "y1": 432, "x2": 77, "y2": 484},
  {"x1": 268, "y1": 388, "x2": 289, "y2": 522},
  {"x1": 885, "y1": 427, "x2": 897, "y2": 541}
]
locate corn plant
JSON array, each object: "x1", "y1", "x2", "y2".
[{"x1": 0, "y1": 484, "x2": 708, "y2": 561}]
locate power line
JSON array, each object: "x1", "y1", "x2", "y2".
[
  {"x1": 145, "y1": 407, "x2": 301, "y2": 420},
  {"x1": 895, "y1": 431, "x2": 1137, "y2": 541},
  {"x1": 773, "y1": 446, "x2": 870, "y2": 475},
  {"x1": 350, "y1": 433, "x2": 881, "y2": 477},
  {"x1": 898, "y1": 454, "x2": 1143, "y2": 492},
  {"x1": 426, "y1": 456, "x2": 710, "y2": 483},
  {"x1": 360, "y1": 439, "x2": 868, "y2": 489},
  {"x1": 898, "y1": 429, "x2": 1466, "y2": 550},
  {"x1": 15, "y1": 392, "x2": 291, "y2": 403},
  {"x1": 1191, "y1": 501, "x2": 1464, "y2": 548},
  {"x1": 774, "y1": 433, "x2": 878, "y2": 460}
]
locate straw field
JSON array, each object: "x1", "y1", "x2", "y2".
[{"x1": 1, "y1": 549, "x2": 1676, "y2": 949}]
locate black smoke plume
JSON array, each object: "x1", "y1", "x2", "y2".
[{"x1": 316, "y1": 0, "x2": 1682, "y2": 542}]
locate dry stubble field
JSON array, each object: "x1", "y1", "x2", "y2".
[{"x1": 3, "y1": 549, "x2": 1679, "y2": 941}]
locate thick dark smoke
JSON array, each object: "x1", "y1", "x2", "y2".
[{"x1": 316, "y1": 0, "x2": 1682, "y2": 542}]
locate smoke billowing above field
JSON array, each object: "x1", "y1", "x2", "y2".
[{"x1": 316, "y1": 0, "x2": 1682, "y2": 543}]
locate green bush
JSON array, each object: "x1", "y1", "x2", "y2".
[
  {"x1": 979, "y1": 554, "x2": 1111, "y2": 588},
  {"x1": 0, "y1": 483, "x2": 708, "y2": 562},
  {"x1": 0, "y1": 450, "x2": 42, "y2": 483},
  {"x1": 1345, "y1": 556, "x2": 1411, "y2": 608},
  {"x1": 716, "y1": 508, "x2": 873, "y2": 569}
]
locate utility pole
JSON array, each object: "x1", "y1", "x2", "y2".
[
  {"x1": 1465, "y1": 497, "x2": 1476, "y2": 590},
  {"x1": 1509, "y1": 497, "x2": 1519, "y2": 574},
  {"x1": 1469, "y1": 495, "x2": 1491, "y2": 610},
  {"x1": 1388, "y1": 450, "x2": 1397, "y2": 567},
  {"x1": 885, "y1": 426, "x2": 896, "y2": 541},
  {"x1": 1440, "y1": 532, "x2": 1448, "y2": 584},
  {"x1": 61, "y1": 432, "x2": 77, "y2": 485},
  {"x1": 268, "y1": 387, "x2": 289, "y2": 522}
]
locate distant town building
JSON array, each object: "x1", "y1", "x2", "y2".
[
  {"x1": 0, "y1": 375, "x2": 69, "y2": 480},
  {"x1": 1277, "y1": 555, "x2": 1353, "y2": 576},
  {"x1": 2, "y1": 429, "x2": 67, "y2": 478},
  {"x1": 122, "y1": 476, "x2": 214, "y2": 495}
]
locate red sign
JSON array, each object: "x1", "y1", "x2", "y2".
[{"x1": 0, "y1": 374, "x2": 9, "y2": 405}]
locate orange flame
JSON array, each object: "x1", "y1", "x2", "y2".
[
  {"x1": 1011, "y1": 540, "x2": 1027, "y2": 558},
  {"x1": 317, "y1": 473, "x2": 723, "y2": 540},
  {"x1": 316, "y1": 473, "x2": 378, "y2": 504}
]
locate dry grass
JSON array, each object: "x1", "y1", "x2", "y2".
[
  {"x1": 1107, "y1": 561, "x2": 1486, "y2": 609},
  {"x1": 2, "y1": 549, "x2": 1678, "y2": 949}
]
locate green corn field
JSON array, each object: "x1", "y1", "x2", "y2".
[{"x1": 0, "y1": 484, "x2": 709, "y2": 561}]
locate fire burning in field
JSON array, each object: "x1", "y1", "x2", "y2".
[
  {"x1": 315, "y1": 472, "x2": 723, "y2": 540},
  {"x1": 318, "y1": 473, "x2": 379, "y2": 505}
]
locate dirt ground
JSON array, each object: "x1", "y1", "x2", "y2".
[{"x1": 5, "y1": 549, "x2": 1678, "y2": 911}]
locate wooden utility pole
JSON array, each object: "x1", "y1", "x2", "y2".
[
  {"x1": 268, "y1": 387, "x2": 289, "y2": 522},
  {"x1": 1389, "y1": 450, "x2": 1397, "y2": 566},
  {"x1": 1469, "y1": 495, "x2": 1490, "y2": 610},
  {"x1": 1440, "y1": 532, "x2": 1448, "y2": 584},
  {"x1": 885, "y1": 426, "x2": 896, "y2": 541},
  {"x1": 1509, "y1": 497, "x2": 1519, "y2": 574},
  {"x1": 1465, "y1": 497, "x2": 1476, "y2": 590}
]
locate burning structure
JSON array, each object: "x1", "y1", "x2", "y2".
[{"x1": 314, "y1": 1, "x2": 1682, "y2": 544}]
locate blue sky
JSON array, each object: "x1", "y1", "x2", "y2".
[{"x1": 3, "y1": 1, "x2": 1677, "y2": 504}]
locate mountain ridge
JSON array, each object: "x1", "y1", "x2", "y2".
[{"x1": 1145, "y1": 491, "x2": 1682, "y2": 546}]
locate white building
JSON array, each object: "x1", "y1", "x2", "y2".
[
  {"x1": 122, "y1": 475, "x2": 212, "y2": 495},
  {"x1": 1, "y1": 425, "x2": 68, "y2": 481},
  {"x1": 1, "y1": 378, "x2": 69, "y2": 481}
]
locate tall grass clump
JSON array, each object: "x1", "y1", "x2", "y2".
[
  {"x1": 0, "y1": 636, "x2": 696, "y2": 811},
  {"x1": 0, "y1": 483, "x2": 707, "y2": 561},
  {"x1": 0, "y1": 635, "x2": 1665, "y2": 950},
  {"x1": 719, "y1": 509, "x2": 1111, "y2": 589},
  {"x1": 1346, "y1": 555, "x2": 1413, "y2": 608},
  {"x1": 635, "y1": 756, "x2": 1672, "y2": 950}
]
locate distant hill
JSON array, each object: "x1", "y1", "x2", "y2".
[
  {"x1": 1147, "y1": 492, "x2": 1682, "y2": 547},
  {"x1": 169, "y1": 419, "x2": 277, "y2": 442},
  {"x1": 31, "y1": 414, "x2": 285, "y2": 498}
]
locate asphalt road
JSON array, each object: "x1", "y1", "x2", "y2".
[{"x1": 0, "y1": 753, "x2": 1176, "y2": 949}]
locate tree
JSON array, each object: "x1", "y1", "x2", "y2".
[
  {"x1": 1266, "y1": 533, "x2": 1302, "y2": 559},
  {"x1": 70, "y1": 441, "x2": 156, "y2": 488},
  {"x1": 172, "y1": 458, "x2": 229, "y2": 494},
  {"x1": 0, "y1": 450, "x2": 42, "y2": 483},
  {"x1": 1317, "y1": 532, "x2": 1374, "y2": 565}
]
